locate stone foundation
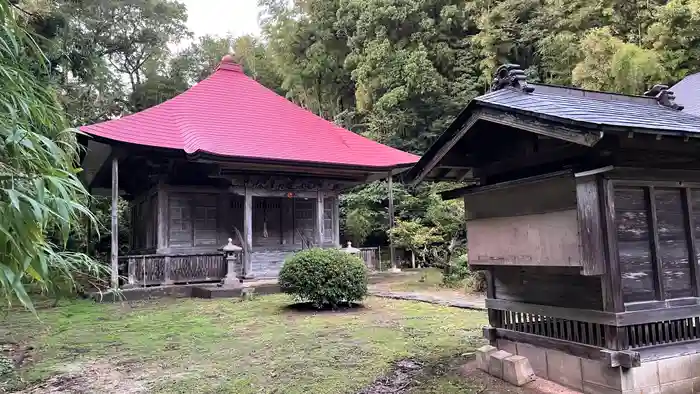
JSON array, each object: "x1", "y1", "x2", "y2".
[
  {"x1": 496, "y1": 339, "x2": 700, "y2": 393},
  {"x1": 476, "y1": 345, "x2": 536, "y2": 387}
]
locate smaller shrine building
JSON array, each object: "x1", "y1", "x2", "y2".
[{"x1": 406, "y1": 65, "x2": 700, "y2": 393}]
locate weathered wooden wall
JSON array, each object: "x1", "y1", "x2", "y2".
[
  {"x1": 468, "y1": 210, "x2": 581, "y2": 267},
  {"x1": 492, "y1": 267, "x2": 603, "y2": 310},
  {"x1": 127, "y1": 184, "x2": 340, "y2": 277},
  {"x1": 293, "y1": 198, "x2": 315, "y2": 244},
  {"x1": 130, "y1": 187, "x2": 158, "y2": 252},
  {"x1": 464, "y1": 173, "x2": 582, "y2": 268},
  {"x1": 614, "y1": 184, "x2": 697, "y2": 304},
  {"x1": 167, "y1": 191, "x2": 226, "y2": 251},
  {"x1": 463, "y1": 173, "x2": 576, "y2": 220}
]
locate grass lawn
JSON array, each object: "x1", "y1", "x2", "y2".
[
  {"x1": 2, "y1": 294, "x2": 490, "y2": 393},
  {"x1": 371, "y1": 269, "x2": 486, "y2": 305},
  {"x1": 381, "y1": 268, "x2": 448, "y2": 292}
]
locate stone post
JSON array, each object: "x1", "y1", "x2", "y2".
[{"x1": 222, "y1": 238, "x2": 243, "y2": 287}]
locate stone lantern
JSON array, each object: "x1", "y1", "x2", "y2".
[
  {"x1": 342, "y1": 241, "x2": 360, "y2": 254},
  {"x1": 222, "y1": 238, "x2": 243, "y2": 287}
]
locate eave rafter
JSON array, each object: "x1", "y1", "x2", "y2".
[{"x1": 413, "y1": 108, "x2": 604, "y2": 184}]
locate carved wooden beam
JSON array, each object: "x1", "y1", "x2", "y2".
[
  {"x1": 479, "y1": 109, "x2": 603, "y2": 147},
  {"x1": 474, "y1": 144, "x2": 586, "y2": 179},
  {"x1": 413, "y1": 107, "x2": 603, "y2": 184},
  {"x1": 228, "y1": 187, "x2": 318, "y2": 199},
  {"x1": 414, "y1": 110, "x2": 482, "y2": 184}
]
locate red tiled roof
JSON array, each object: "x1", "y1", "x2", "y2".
[{"x1": 80, "y1": 56, "x2": 419, "y2": 169}]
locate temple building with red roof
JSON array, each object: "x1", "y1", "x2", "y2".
[{"x1": 81, "y1": 55, "x2": 418, "y2": 288}]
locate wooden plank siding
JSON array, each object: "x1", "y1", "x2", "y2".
[
  {"x1": 614, "y1": 187, "x2": 656, "y2": 303},
  {"x1": 167, "y1": 192, "x2": 222, "y2": 249},
  {"x1": 130, "y1": 187, "x2": 158, "y2": 253},
  {"x1": 492, "y1": 266, "x2": 603, "y2": 310},
  {"x1": 462, "y1": 172, "x2": 577, "y2": 220},
  {"x1": 468, "y1": 209, "x2": 581, "y2": 267},
  {"x1": 465, "y1": 173, "x2": 585, "y2": 268},
  {"x1": 612, "y1": 182, "x2": 699, "y2": 306}
]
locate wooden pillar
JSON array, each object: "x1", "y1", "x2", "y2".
[
  {"x1": 484, "y1": 267, "x2": 500, "y2": 345},
  {"x1": 600, "y1": 177, "x2": 628, "y2": 350},
  {"x1": 316, "y1": 191, "x2": 324, "y2": 247},
  {"x1": 110, "y1": 156, "x2": 119, "y2": 289},
  {"x1": 333, "y1": 195, "x2": 340, "y2": 247},
  {"x1": 282, "y1": 197, "x2": 294, "y2": 246},
  {"x1": 243, "y1": 186, "x2": 253, "y2": 278},
  {"x1": 156, "y1": 183, "x2": 168, "y2": 253},
  {"x1": 388, "y1": 172, "x2": 399, "y2": 272}
]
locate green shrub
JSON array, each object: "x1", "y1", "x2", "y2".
[
  {"x1": 441, "y1": 254, "x2": 470, "y2": 287},
  {"x1": 465, "y1": 270, "x2": 487, "y2": 293},
  {"x1": 441, "y1": 254, "x2": 487, "y2": 292},
  {"x1": 279, "y1": 248, "x2": 368, "y2": 308}
]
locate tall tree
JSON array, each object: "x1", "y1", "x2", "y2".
[
  {"x1": 647, "y1": 0, "x2": 700, "y2": 82},
  {"x1": 336, "y1": 0, "x2": 480, "y2": 152},
  {"x1": 20, "y1": 0, "x2": 191, "y2": 121}
]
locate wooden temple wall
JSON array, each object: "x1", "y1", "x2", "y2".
[
  {"x1": 129, "y1": 187, "x2": 158, "y2": 253},
  {"x1": 125, "y1": 184, "x2": 340, "y2": 281}
]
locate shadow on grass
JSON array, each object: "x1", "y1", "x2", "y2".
[{"x1": 280, "y1": 301, "x2": 367, "y2": 315}]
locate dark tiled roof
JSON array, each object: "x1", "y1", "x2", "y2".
[
  {"x1": 671, "y1": 73, "x2": 700, "y2": 118},
  {"x1": 475, "y1": 84, "x2": 700, "y2": 135},
  {"x1": 405, "y1": 81, "x2": 700, "y2": 184}
]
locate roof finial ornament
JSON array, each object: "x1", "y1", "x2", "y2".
[
  {"x1": 644, "y1": 84, "x2": 684, "y2": 111},
  {"x1": 221, "y1": 54, "x2": 235, "y2": 64},
  {"x1": 217, "y1": 53, "x2": 243, "y2": 73},
  {"x1": 490, "y1": 64, "x2": 535, "y2": 93}
]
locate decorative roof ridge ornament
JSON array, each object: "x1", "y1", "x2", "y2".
[
  {"x1": 643, "y1": 84, "x2": 684, "y2": 111},
  {"x1": 490, "y1": 64, "x2": 535, "y2": 93},
  {"x1": 216, "y1": 54, "x2": 244, "y2": 73}
]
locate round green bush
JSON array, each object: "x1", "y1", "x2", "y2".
[{"x1": 279, "y1": 248, "x2": 368, "y2": 308}]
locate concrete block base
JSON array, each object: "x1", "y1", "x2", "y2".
[
  {"x1": 476, "y1": 345, "x2": 537, "y2": 387},
  {"x1": 495, "y1": 339, "x2": 700, "y2": 393},
  {"x1": 503, "y1": 355, "x2": 536, "y2": 386},
  {"x1": 489, "y1": 350, "x2": 511, "y2": 379},
  {"x1": 476, "y1": 345, "x2": 497, "y2": 372}
]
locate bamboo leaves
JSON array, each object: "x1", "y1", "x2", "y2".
[{"x1": 0, "y1": 0, "x2": 107, "y2": 311}]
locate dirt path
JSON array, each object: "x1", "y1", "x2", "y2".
[
  {"x1": 369, "y1": 290, "x2": 486, "y2": 310},
  {"x1": 369, "y1": 281, "x2": 486, "y2": 310},
  {"x1": 19, "y1": 362, "x2": 148, "y2": 394}
]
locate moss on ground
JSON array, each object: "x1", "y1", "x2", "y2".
[{"x1": 1, "y1": 294, "x2": 487, "y2": 393}]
